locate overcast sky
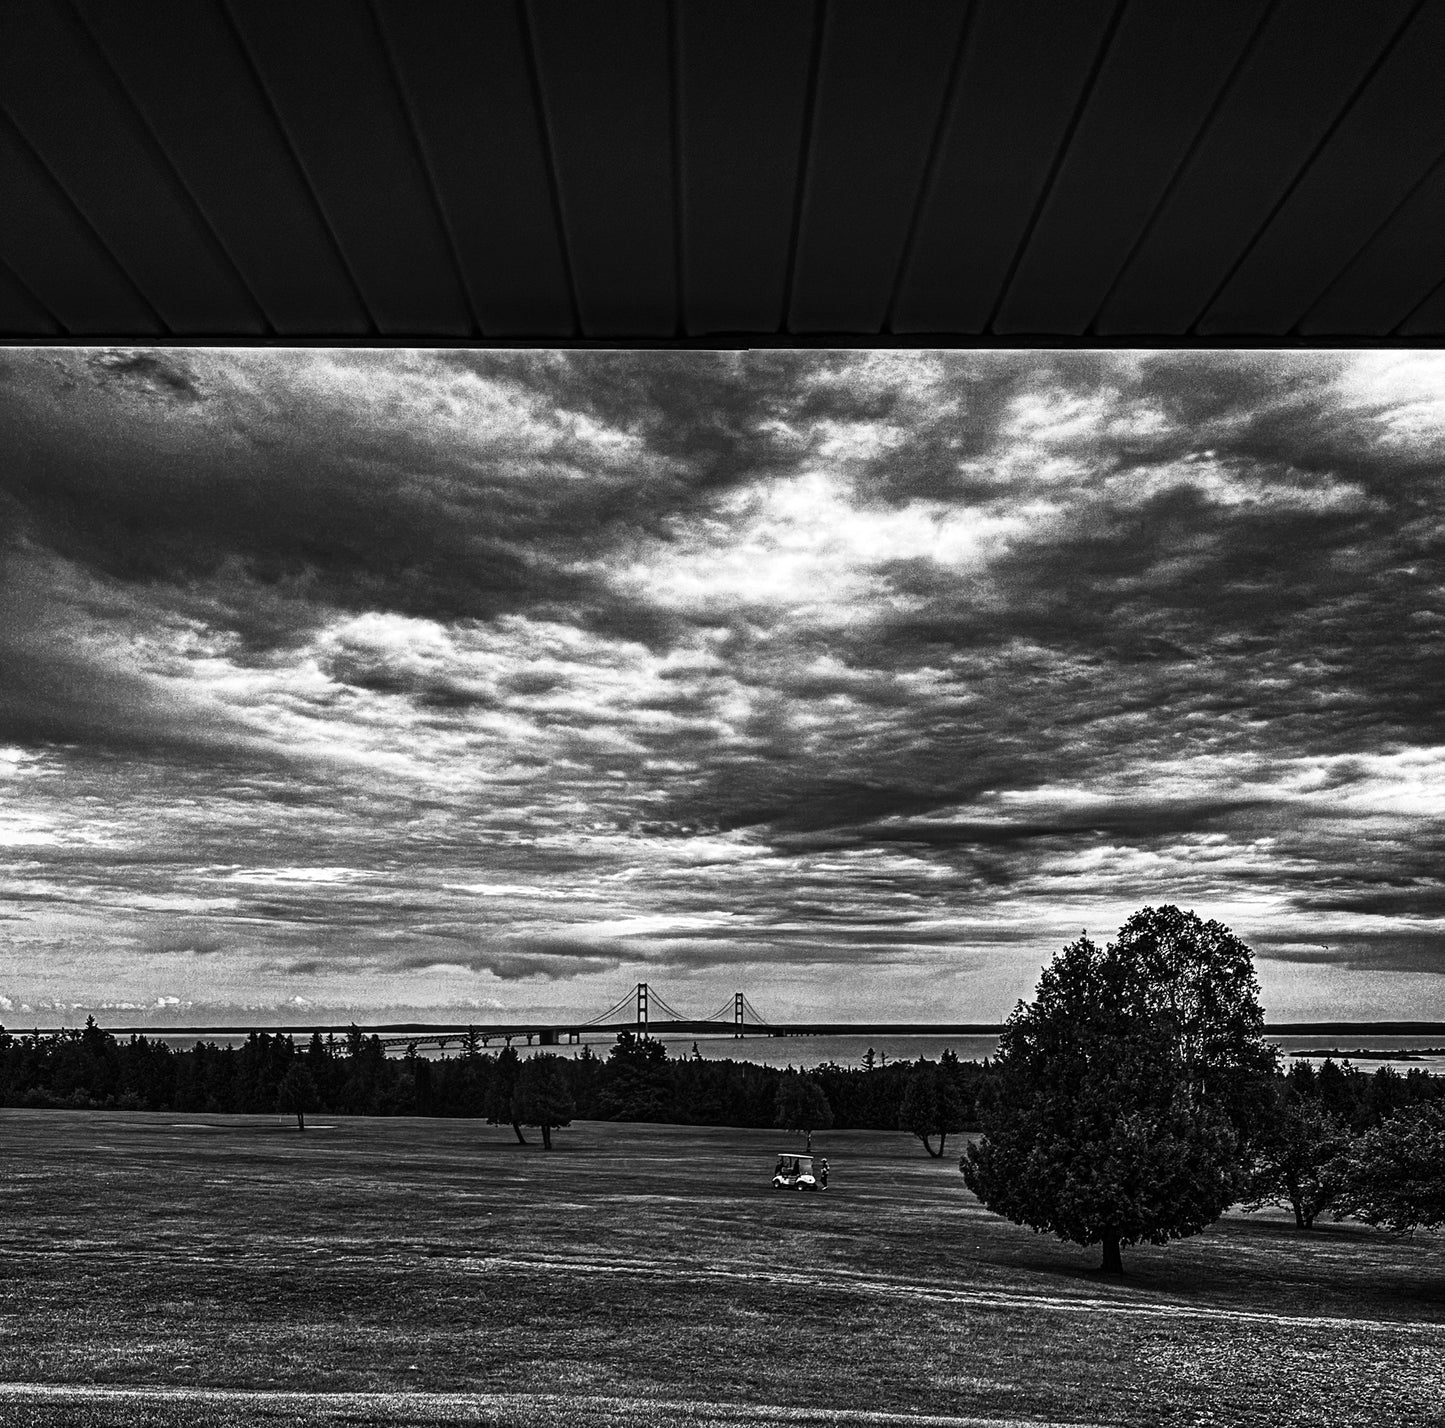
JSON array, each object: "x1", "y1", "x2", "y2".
[{"x1": 2, "y1": 347, "x2": 1444, "y2": 1027}]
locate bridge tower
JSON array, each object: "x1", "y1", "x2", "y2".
[
  {"x1": 734, "y1": 991, "x2": 745, "y2": 1038},
  {"x1": 636, "y1": 981, "x2": 649, "y2": 1033}
]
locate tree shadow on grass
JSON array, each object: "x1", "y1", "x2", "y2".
[{"x1": 989, "y1": 1216, "x2": 1445, "y2": 1320}]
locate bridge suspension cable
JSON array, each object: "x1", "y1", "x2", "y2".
[
  {"x1": 740, "y1": 994, "x2": 770, "y2": 1027},
  {"x1": 699, "y1": 996, "x2": 737, "y2": 1024},
  {"x1": 642, "y1": 986, "x2": 690, "y2": 1023},
  {"x1": 581, "y1": 983, "x2": 770, "y2": 1030},
  {"x1": 579, "y1": 988, "x2": 638, "y2": 1028}
]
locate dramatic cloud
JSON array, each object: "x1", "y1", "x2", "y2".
[{"x1": 3, "y1": 348, "x2": 1445, "y2": 1024}]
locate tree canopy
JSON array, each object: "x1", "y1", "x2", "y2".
[
  {"x1": 275, "y1": 1061, "x2": 317, "y2": 1131},
  {"x1": 962, "y1": 905, "x2": 1277, "y2": 1273},
  {"x1": 485, "y1": 1044, "x2": 527, "y2": 1143},
  {"x1": 598, "y1": 1031, "x2": 674, "y2": 1122},
  {"x1": 898, "y1": 1057, "x2": 968, "y2": 1157},
  {"x1": 775, "y1": 1070, "x2": 833, "y2": 1150},
  {"x1": 512, "y1": 1053, "x2": 576, "y2": 1151},
  {"x1": 1331, "y1": 1102, "x2": 1445, "y2": 1235},
  {"x1": 1242, "y1": 1087, "x2": 1349, "y2": 1230}
]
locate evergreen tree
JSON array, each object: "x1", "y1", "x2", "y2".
[
  {"x1": 486, "y1": 1044, "x2": 527, "y2": 1142},
  {"x1": 599, "y1": 1032, "x2": 674, "y2": 1122},
  {"x1": 412, "y1": 1055, "x2": 434, "y2": 1116},
  {"x1": 566, "y1": 1044, "x2": 605, "y2": 1119},
  {"x1": 276, "y1": 1061, "x2": 318, "y2": 1131},
  {"x1": 1313, "y1": 1058, "x2": 1360, "y2": 1127},
  {"x1": 774, "y1": 1070, "x2": 833, "y2": 1150},
  {"x1": 1364, "y1": 1065, "x2": 1409, "y2": 1124},
  {"x1": 898, "y1": 1058, "x2": 967, "y2": 1157},
  {"x1": 963, "y1": 907, "x2": 1276, "y2": 1274}
]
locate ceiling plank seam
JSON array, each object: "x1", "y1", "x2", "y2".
[
  {"x1": 779, "y1": 0, "x2": 828, "y2": 334},
  {"x1": 982, "y1": 0, "x2": 1131, "y2": 335},
  {"x1": 1301, "y1": 140, "x2": 1445, "y2": 337},
  {"x1": 881, "y1": 0, "x2": 983, "y2": 335},
  {"x1": 65, "y1": 0, "x2": 274, "y2": 336},
  {"x1": 0, "y1": 252, "x2": 64, "y2": 334},
  {"x1": 214, "y1": 0, "x2": 380, "y2": 335},
  {"x1": 516, "y1": 0, "x2": 582, "y2": 337},
  {"x1": 1081, "y1": 0, "x2": 1284, "y2": 339},
  {"x1": 364, "y1": 0, "x2": 479, "y2": 337},
  {"x1": 667, "y1": 0, "x2": 687, "y2": 339},
  {"x1": 0, "y1": 105, "x2": 169, "y2": 334},
  {"x1": 1182, "y1": 0, "x2": 1430, "y2": 335}
]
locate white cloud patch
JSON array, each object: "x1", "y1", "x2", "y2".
[{"x1": 1, "y1": 349, "x2": 1444, "y2": 1021}]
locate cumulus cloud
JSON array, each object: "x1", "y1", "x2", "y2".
[{"x1": 4, "y1": 348, "x2": 1445, "y2": 1020}]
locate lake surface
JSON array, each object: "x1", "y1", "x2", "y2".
[
  {"x1": 132, "y1": 1029, "x2": 1445, "y2": 1075},
  {"x1": 615, "y1": 1031, "x2": 1445, "y2": 1075}
]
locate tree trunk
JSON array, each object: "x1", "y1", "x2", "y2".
[
  {"x1": 938, "y1": 1132, "x2": 947, "y2": 1158},
  {"x1": 296, "y1": 1109, "x2": 305, "y2": 1132},
  {"x1": 805, "y1": 1130, "x2": 812, "y2": 1151},
  {"x1": 512, "y1": 1121, "x2": 528, "y2": 1144},
  {"x1": 1100, "y1": 1234, "x2": 1123, "y2": 1275},
  {"x1": 1292, "y1": 1200, "x2": 1305, "y2": 1229},
  {"x1": 541, "y1": 1123, "x2": 553, "y2": 1150}
]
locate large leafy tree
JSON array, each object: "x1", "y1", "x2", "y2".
[
  {"x1": 1242, "y1": 1091, "x2": 1349, "y2": 1230},
  {"x1": 512, "y1": 1054, "x2": 576, "y2": 1151},
  {"x1": 1332, "y1": 1103, "x2": 1445, "y2": 1235},
  {"x1": 962, "y1": 906, "x2": 1276, "y2": 1274}
]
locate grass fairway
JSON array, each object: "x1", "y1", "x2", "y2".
[{"x1": 1, "y1": 1110, "x2": 1442, "y2": 1426}]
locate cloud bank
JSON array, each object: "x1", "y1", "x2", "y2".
[{"x1": 3, "y1": 348, "x2": 1444, "y2": 1022}]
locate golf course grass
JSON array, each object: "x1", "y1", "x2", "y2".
[{"x1": 1, "y1": 1108, "x2": 1441, "y2": 1426}]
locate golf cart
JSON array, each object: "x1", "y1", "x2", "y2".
[{"x1": 772, "y1": 1152, "x2": 828, "y2": 1190}]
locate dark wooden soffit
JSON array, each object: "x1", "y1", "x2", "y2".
[{"x1": 3, "y1": 0, "x2": 1444, "y2": 343}]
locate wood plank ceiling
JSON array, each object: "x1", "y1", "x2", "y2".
[{"x1": 1, "y1": 0, "x2": 1443, "y2": 342}]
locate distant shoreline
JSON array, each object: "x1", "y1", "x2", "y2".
[{"x1": 21, "y1": 1019, "x2": 1445, "y2": 1038}]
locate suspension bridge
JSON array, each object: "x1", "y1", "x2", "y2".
[
  {"x1": 372, "y1": 983, "x2": 773, "y2": 1052},
  {"x1": 44, "y1": 985, "x2": 1007, "y2": 1047}
]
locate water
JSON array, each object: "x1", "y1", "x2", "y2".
[
  {"x1": 1267, "y1": 1035, "x2": 1445, "y2": 1076},
  {"x1": 128, "y1": 1029, "x2": 1445, "y2": 1074},
  {"x1": 637, "y1": 1032, "x2": 999, "y2": 1070},
  {"x1": 627, "y1": 1032, "x2": 1445, "y2": 1075}
]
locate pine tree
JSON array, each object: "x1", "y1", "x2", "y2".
[
  {"x1": 599, "y1": 1031, "x2": 673, "y2": 1122},
  {"x1": 276, "y1": 1062, "x2": 318, "y2": 1131},
  {"x1": 898, "y1": 1059, "x2": 967, "y2": 1157},
  {"x1": 774, "y1": 1070, "x2": 833, "y2": 1151},
  {"x1": 486, "y1": 1044, "x2": 526, "y2": 1142}
]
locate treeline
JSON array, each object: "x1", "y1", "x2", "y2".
[
  {"x1": 0, "y1": 1020, "x2": 989, "y2": 1144},
  {"x1": 1242, "y1": 1056, "x2": 1445, "y2": 1232},
  {"x1": 2, "y1": 1019, "x2": 1441, "y2": 1157}
]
